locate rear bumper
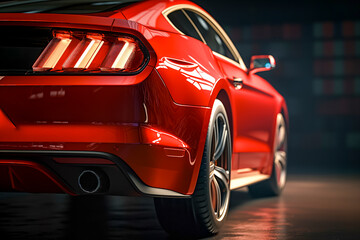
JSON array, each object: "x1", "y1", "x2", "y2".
[
  {"x1": 0, "y1": 150, "x2": 189, "y2": 198},
  {"x1": 0, "y1": 123, "x2": 196, "y2": 196}
]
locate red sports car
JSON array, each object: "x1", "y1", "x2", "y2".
[{"x1": 0, "y1": 0, "x2": 288, "y2": 237}]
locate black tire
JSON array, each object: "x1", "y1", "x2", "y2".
[
  {"x1": 248, "y1": 113, "x2": 287, "y2": 198},
  {"x1": 154, "y1": 99, "x2": 232, "y2": 238}
]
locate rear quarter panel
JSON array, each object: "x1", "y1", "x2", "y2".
[{"x1": 146, "y1": 29, "x2": 223, "y2": 106}]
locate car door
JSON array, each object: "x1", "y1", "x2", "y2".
[{"x1": 184, "y1": 10, "x2": 277, "y2": 176}]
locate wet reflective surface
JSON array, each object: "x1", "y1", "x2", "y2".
[{"x1": 0, "y1": 175, "x2": 359, "y2": 240}]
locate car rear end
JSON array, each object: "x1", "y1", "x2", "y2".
[{"x1": 0, "y1": 3, "x2": 208, "y2": 197}]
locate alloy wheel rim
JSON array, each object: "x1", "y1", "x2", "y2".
[
  {"x1": 275, "y1": 114, "x2": 287, "y2": 189},
  {"x1": 209, "y1": 113, "x2": 230, "y2": 222}
]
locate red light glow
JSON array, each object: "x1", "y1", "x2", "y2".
[{"x1": 32, "y1": 30, "x2": 144, "y2": 73}]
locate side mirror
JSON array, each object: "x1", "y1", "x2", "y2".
[{"x1": 249, "y1": 55, "x2": 276, "y2": 74}]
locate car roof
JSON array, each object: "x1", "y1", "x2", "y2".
[{"x1": 119, "y1": 0, "x2": 206, "y2": 33}]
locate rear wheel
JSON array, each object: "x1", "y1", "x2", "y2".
[
  {"x1": 248, "y1": 113, "x2": 287, "y2": 197},
  {"x1": 154, "y1": 99, "x2": 231, "y2": 237}
]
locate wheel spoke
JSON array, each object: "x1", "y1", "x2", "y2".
[
  {"x1": 277, "y1": 124, "x2": 286, "y2": 149},
  {"x1": 209, "y1": 161, "x2": 215, "y2": 179},
  {"x1": 213, "y1": 124, "x2": 227, "y2": 161},
  {"x1": 275, "y1": 150, "x2": 286, "y2": 188},
  {"x1": 214, "y1": 117, "x2": 219, "y2": 146},
  {"x1": 275, "y1": 159, "x2": 282, "y2": 184},
  {"x1": 212, "y1": 177, "x2": 221, "y2": 218},
  {"x1": 214, "y1": 165, "x2": 229, "y2": 183},
  {"x1": 275, "y1": 150, "x2": 286, "y2": 166},
  {"x1": 213, "y1": 166, "x2": 230, "y2": 218}
]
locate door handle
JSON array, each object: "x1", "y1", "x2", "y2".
[{"x1": 232, "y1": 77, "x2": 243, "y2": 90}]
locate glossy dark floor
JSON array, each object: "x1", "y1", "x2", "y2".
[{"x1": 0, "y1": 175, "x2": 359, "y2": 240}]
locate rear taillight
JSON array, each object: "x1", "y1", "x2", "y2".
[{"x1": 33, "y1": 30, "x2": 145, "y2": 73}]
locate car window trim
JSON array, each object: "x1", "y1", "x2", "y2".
[
  {"x1": 165, "y1": 8, "x2": 204, "y2": 43},
  {"x1": 181, "y1": 9, "x2": 206, "y2": 44},
  {"x1": 162, "y1": 4, "x2": 247, "y2": 71}
]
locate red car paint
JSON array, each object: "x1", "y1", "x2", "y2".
[{"x1": 0, "y1": 0, "x2": 288, "y2": 196}]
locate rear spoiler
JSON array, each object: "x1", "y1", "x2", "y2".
[
  {"x1": 0, "y1": 13, "x2": 116, "y2": 30},
  {"x1": 0, "y1": 13, "x2": 149, "y2": 33}
]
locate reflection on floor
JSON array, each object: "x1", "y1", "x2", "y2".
[{"x1": 0, "y1": 175, "x2": 359, "y2": 240}]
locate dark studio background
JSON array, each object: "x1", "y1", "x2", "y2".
[{"x1": 193, "y1": 0, "x2": 360, "y2": 174}]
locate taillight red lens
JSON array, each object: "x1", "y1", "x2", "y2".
[
  {"x1": 33, "y1": 30, "x2": 145, "y2": 73},
  {"x1": 101, "y1": 37, "x2": 136, "y2": 72},
  {"x1": 62, "y1": 33, "x2": 104, "y2": 71},
  {"x1": 33, "y1": 31, "x2": 72, "y2": 72}
]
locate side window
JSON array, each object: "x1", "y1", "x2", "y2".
[
  {"x1": 185, "y1": 10, "x2": 236, "y2": 61},
  {"x1": 167, "y1": 10, "x2": 203, "y2": 42}
]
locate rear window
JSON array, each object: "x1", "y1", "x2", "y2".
[
  {"x1": 167, "y1": 10, "x2": 203, "y2": 42},
  {"x1": 185, "y1": 10, "x2": 237, "y2": 61},
  {"x1": 0, "y1": 0, "x2": 142, "y2": 14}
]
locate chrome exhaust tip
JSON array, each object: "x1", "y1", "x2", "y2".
[{"x1": 78, "y1": 170, "x2": 102, "y2": 193}]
